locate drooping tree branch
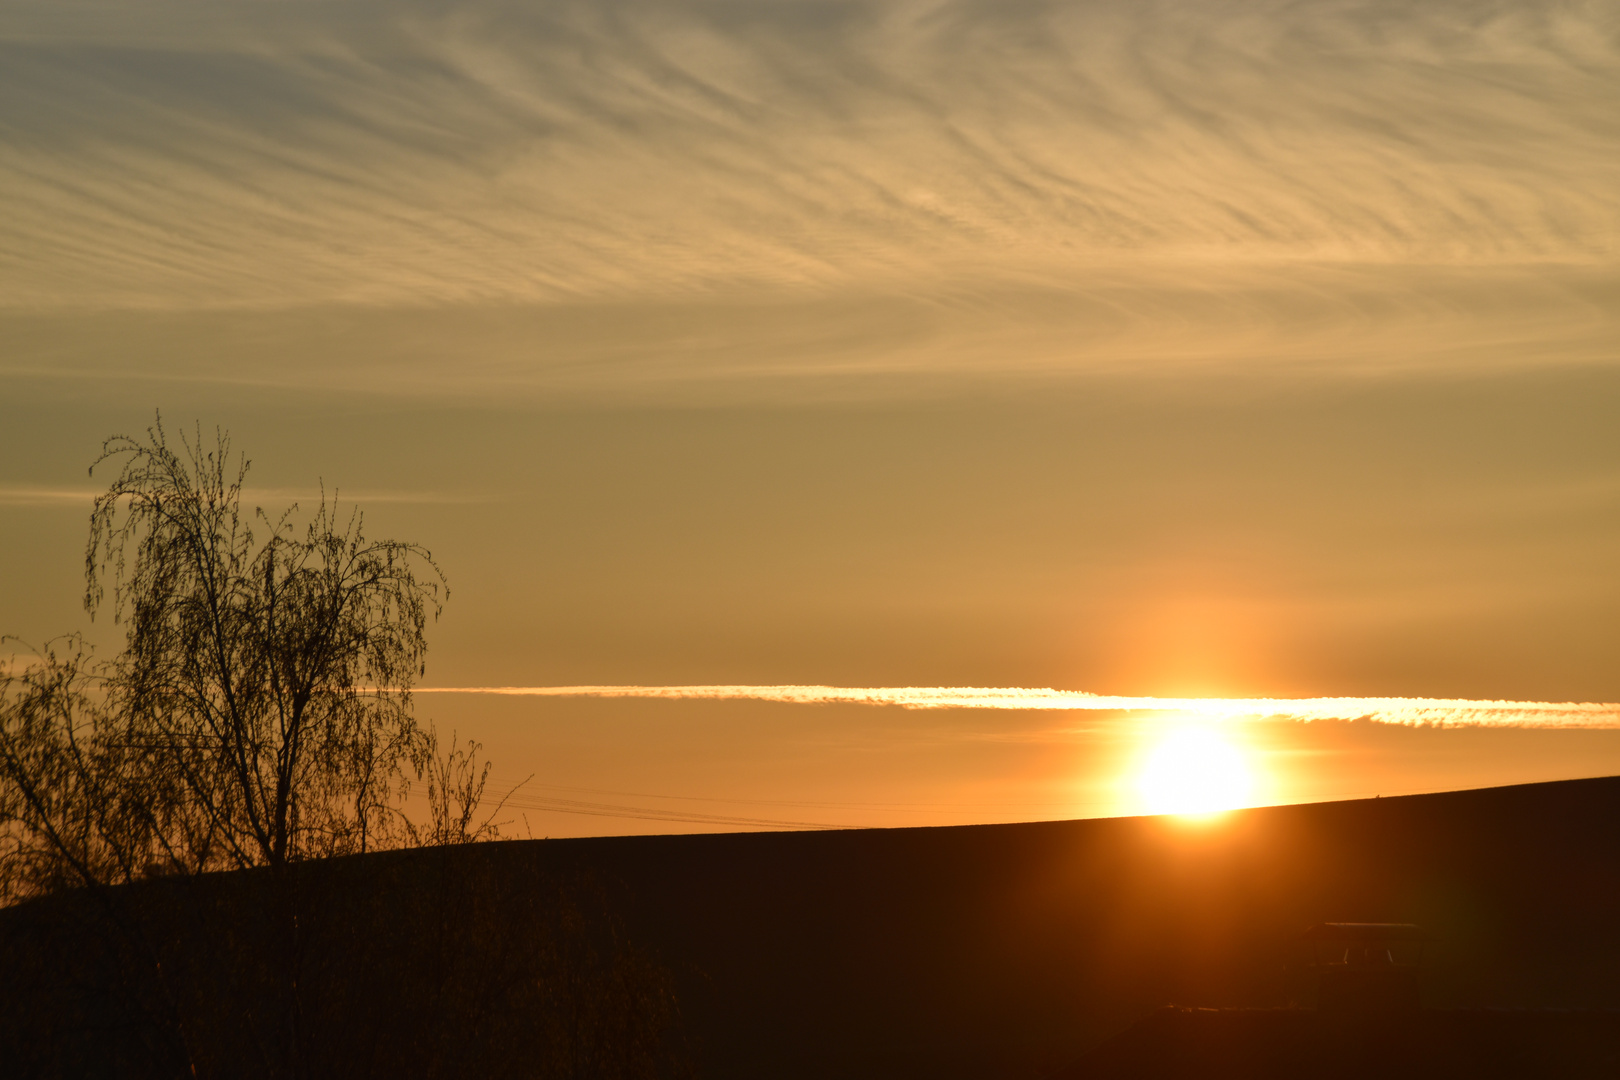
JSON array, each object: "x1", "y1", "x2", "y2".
[{"x1": 52, "y1": 417, "x2": 451, "y2": 879}]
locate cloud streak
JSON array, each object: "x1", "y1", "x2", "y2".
[
  {"x1": 3, "y1": 0, "x2": 1614, "y2": 397},
  {"x1": 0, "y1": 485, "x2": 493, "y2": 507},
  {"x1": 413, "y1": 684, "x2": 1620, "y2": 729},
  {"x1": 2, "y1": 0, "x2": 1616, "y2": 304}
]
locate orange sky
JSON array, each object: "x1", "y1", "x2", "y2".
[{"x1": 3, "y1": 0, "x2": 1619, "y2": 833}]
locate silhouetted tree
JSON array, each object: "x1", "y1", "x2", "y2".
[
  {"x1": 0, "y1": 419, "x2": 686, "y2": 1079},
  {"x1": 0, "y1": 421, "x2": 444, "y2": 1071},
  {"x1": 3, "y1": 420, "x2": 449, "y2": 900},
  {"x1": 84, "y1": 418, "x2": 445, "y2": 869}
]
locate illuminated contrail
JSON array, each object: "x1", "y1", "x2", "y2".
[{"x1": 411, "y1": 686, "x2": 1620, "y2": 729}]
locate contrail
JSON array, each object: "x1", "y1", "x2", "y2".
[{"x1": 411, "y1": 686, "x2": 1620, "y2": 729}]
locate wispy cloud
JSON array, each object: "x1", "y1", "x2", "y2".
[
  {"x1": 0, "y1": 485, "x2": 493, "y2": 507},
  {"x1": 1, "y1": 0, "x2": 1615, "y2": 310},
  {"x1": 414, "y1": 684, "x2": 1620, "y2": 729},
  {"x1": 3, "y1": 0, "x2": 1614, "y2": 399},
  {"x1": 0, "y1": 487, "x2": 98, "y2": 507}
]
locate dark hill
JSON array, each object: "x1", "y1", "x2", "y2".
[
  {"x1": 5, "y1": 776, "x2": 1620, "y2": 1078},
  {"x1": 519, "y1": 775, "x2": 1620, "y2": 1078}
]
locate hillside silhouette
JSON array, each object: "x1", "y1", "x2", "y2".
[{"x1": 5, "y1": 776, "x2": 1619, "y2": 1077}]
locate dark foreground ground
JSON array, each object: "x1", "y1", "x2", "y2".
[
  {"x1": 5, "y1": 776, "x2": 1620, "y2": 1078},
  {"x1": 1060, "y1": 1006, "x2": 1620, "y2": 1079}
]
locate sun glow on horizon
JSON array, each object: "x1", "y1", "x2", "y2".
[{"x1": 1134, "y1": 725, "x2": 1258, "y2": 818}]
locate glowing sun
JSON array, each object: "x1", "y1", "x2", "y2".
[{"x1": 1136, "y1": 725, "x2": 1255, "y2": 817}]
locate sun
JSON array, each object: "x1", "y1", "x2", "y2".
[{"x1": 1135, "y1": 725, "x2": 1255, "y2": 818}]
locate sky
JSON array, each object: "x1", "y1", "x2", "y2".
[{"x1": 3, "y1": 0, "x2": 1619, "y2": 834}]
